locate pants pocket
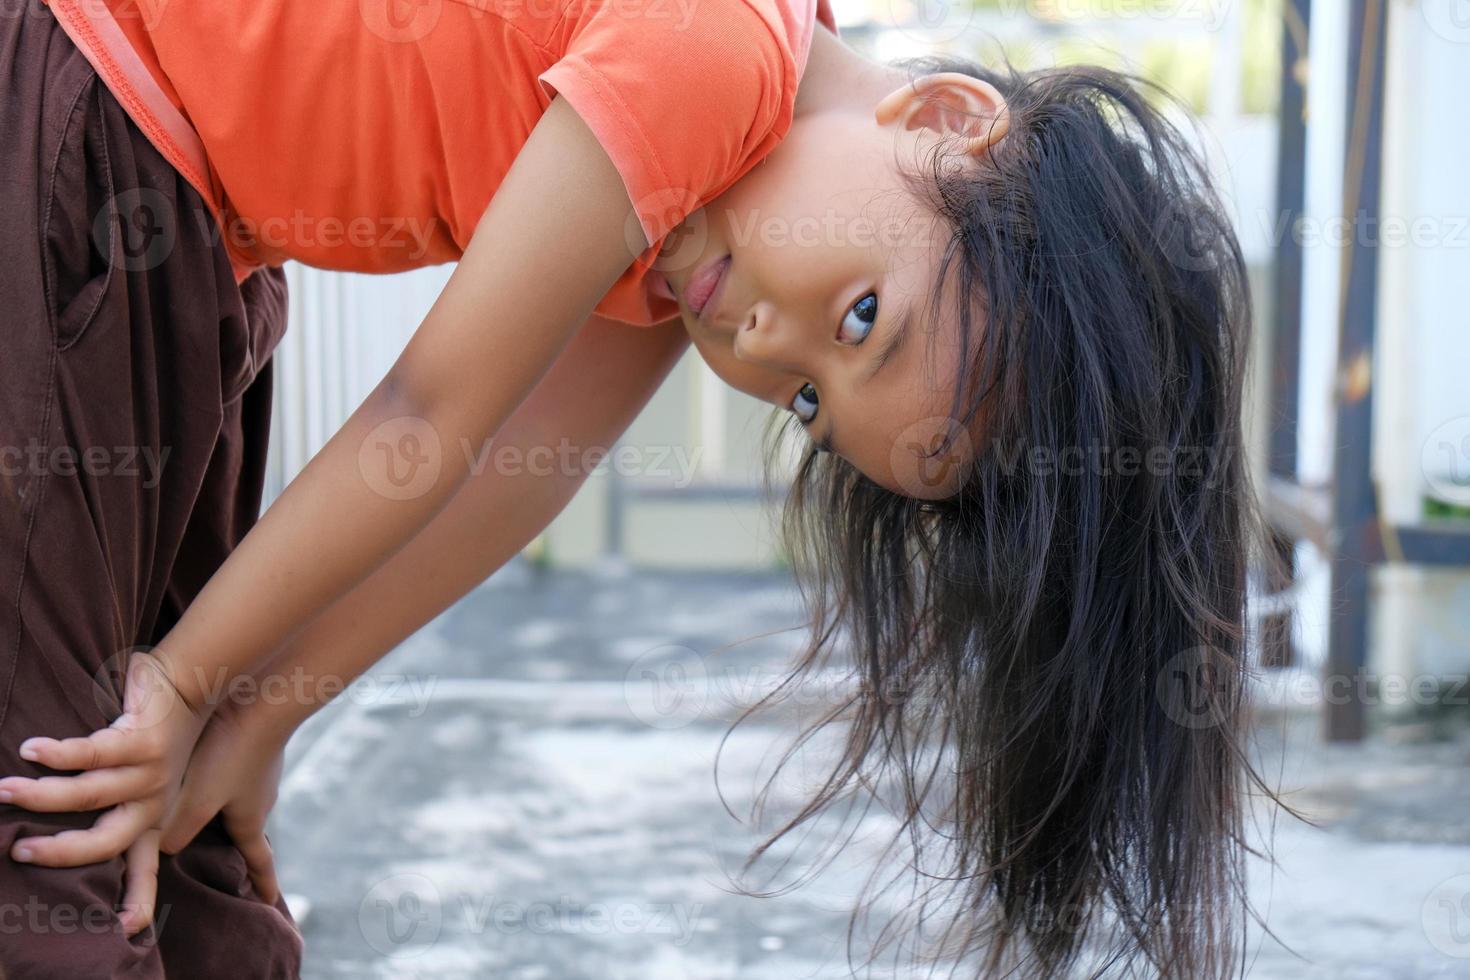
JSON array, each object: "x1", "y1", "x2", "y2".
[{"x1": 42, "y1": 76, "x2": 123, "y2": 351}]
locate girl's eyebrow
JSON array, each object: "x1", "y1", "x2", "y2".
[{"x1": 864, "y1": 304, "x2": 913, "y2": 384}]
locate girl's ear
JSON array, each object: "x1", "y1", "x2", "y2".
[{"x1": 875, "y1": 72, "x2": 1010, "y2": 157}]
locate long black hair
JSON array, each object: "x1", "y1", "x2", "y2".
[{"x1": 744, "y1": 58, "x2": 1277, "y2": 978}]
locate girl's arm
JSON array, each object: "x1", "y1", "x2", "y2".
[
  {"x1": 156, "y1": 312, "x2": 688, "y2": 907},
  {"x1": 2, "y1": 311, "x2": 689, "y2": 927},
  {"x1": 2, "y1": 95, "x2": 659, "y2": 880},
  {"x1": 159, "y1": 93, "x2": 646, "y2": 713},
  {"x1": 212, "y1": 312, "x2": 689, "y2": 745}
]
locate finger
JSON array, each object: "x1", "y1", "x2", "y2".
[
  {"x1": 222, "y1": 805, "x2": 279, "y2": 904},
  {"x1": 231, "y1": 824, "x2": 280, "y2": 906},
  {"x1": 117, "y1": 830, "x2": 161, "y2": 937},
  {"x1": 10, "y1": 801, "x2": 155, "y2": 867},
  {"x1": 17, "y1": 726, "x2": 152, "y2": 773},
  {"x1": 0, "y1": 767, "x2": 151, "y2": 814}
]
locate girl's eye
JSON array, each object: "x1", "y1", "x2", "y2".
[
  {"x1": 792, "y1": 382, "x2": 819, "y2": 423},
  {"x1": 839, "y1": 292, "x2": 878, "y2": 344}
]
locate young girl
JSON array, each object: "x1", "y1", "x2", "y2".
[{"x1": 0, "y1": 0, "x2": 1260, "y2": 976}]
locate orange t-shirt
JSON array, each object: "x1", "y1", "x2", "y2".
[{"x1": 45, "y1": 0, "x2": 838, "y2": 326}]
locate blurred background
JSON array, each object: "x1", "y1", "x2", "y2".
[{"x1": 262, "y1": 1, "x2": 1470, "y2": 976}]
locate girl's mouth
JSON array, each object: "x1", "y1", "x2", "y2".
[{"x1": 683, "y1": 254, "x2": 731, "y2": 320}]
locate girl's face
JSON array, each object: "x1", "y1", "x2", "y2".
[{"x1": 652, "y1": 73, "x2": 1008, "y2": 499}]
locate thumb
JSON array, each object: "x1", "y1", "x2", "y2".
[{"x1": 159, "y1": 779, "x2": 219, "y2": 855}]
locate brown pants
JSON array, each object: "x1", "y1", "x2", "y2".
[{"x1": 0, "y1": 3, "x2": 302, "y2": 976}]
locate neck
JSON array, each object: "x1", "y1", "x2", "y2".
[{"x1": 795, "y1": 22, "x2": 909, "y2": 119}]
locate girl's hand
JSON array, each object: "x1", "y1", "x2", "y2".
[
  {"x1": 0, "y1": 651, "x2": 205, "y2": 935},
  {"x1": 158, "y1": 697, "x2": 288, "y2": 907}
]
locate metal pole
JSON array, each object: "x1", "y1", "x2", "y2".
[
  {"x1": 1324, "y1": 0, "x2": 1389, "y2": 743},
  {"x1": 1262, "y1": 0, "x2": 1313, "y2": 669}
]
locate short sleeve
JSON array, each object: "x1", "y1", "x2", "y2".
[{"x1": 537, "y1": 0, "x2": 794, "y2": 252}]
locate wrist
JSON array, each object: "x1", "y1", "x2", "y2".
[
  {"x1": 213, "y1": 664, "x2": 308, "y2": 746},
  {"x1": 213, "y1": 690, "x2": 298, "y2": 751},
  {"x1": 151, "y1": 642, "x2": 224, "y2": 724}
]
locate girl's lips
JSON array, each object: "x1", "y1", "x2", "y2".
[{"x1": 683, "y1": 255, "x2": 731, "y2": 318}]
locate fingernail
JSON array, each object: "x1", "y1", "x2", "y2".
[
  {"x1": 0, "y1": 790, "x2": 12, "y2": 804},
  {"x1": 13, "y1": 845, "x2": 33, "y2": 862},
  {"x1": 18, "y1": 741, "x2": 39, "y2": 762}
]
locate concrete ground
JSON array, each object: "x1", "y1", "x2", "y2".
[{"x1": 268, "y1": 562, "x2": 1470, "y2": 979}]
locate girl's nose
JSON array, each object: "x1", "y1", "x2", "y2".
[{"x1": 733, "y1": 308, "x2": 805, "y2": 370}]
